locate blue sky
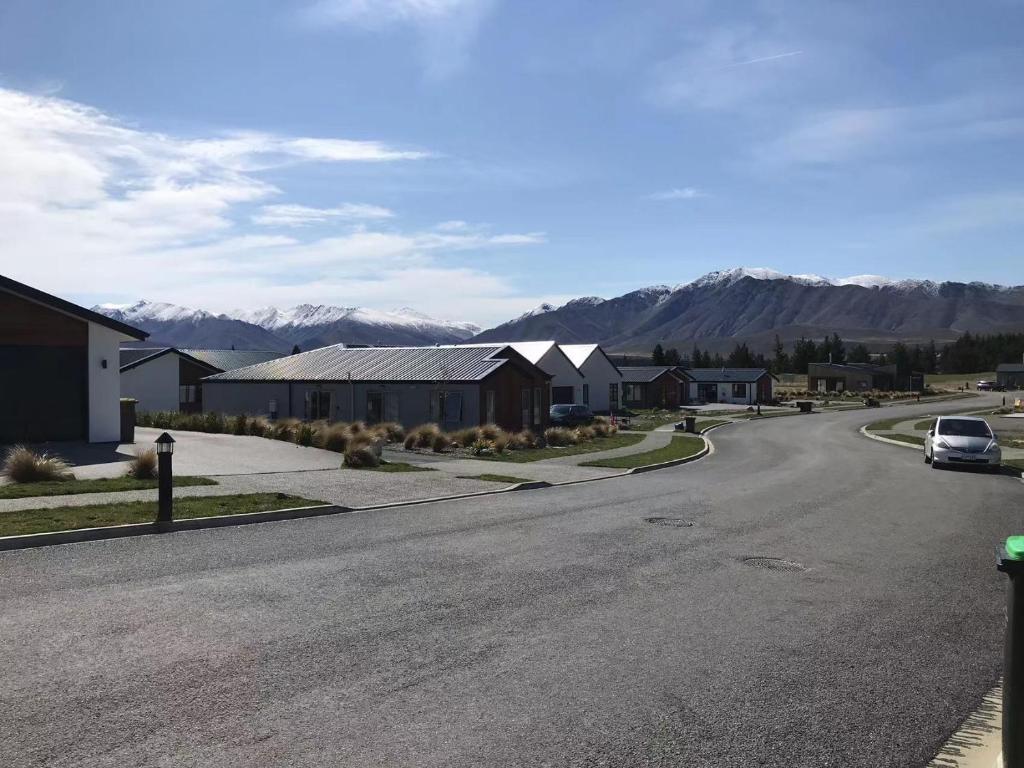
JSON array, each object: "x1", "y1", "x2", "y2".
[{"x1": 0, "y1": 0, "x2": 1021, "y2": 326}]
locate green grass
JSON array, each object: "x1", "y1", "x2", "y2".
[
  {"x1": 0, "y1": 475, "x2": 216, "y2": 500},
  {"x1": 621, "y1": 410, "x2": 683, "y2": 431},
  {"x1": 477, "y1": 432, "x2": 645, "y2": 463},
  {"x1": 1006, "y1": 459, "x2": 1024, "y2": 473},
  {"x1": 457, "y1": 473, "x2": 532, "y2": 484},
  {"x1": 913, "y1": 418, "x2": 935, "y2": 431},
  {"x1": 877, "y1": 432, "x2": 926, "y2": 446},
  {"x1": 0, "y1": 493, "x2": 322, "y2": 537},
  {"x1": 581, "y1": 435, "x2": 705, "y2": 469},
  {"x1": 358, "y1": 462, "x2": 435, "y2": 473},
  {"x1": 866, "y1": 416, "x2": 915, "y2": 432}
]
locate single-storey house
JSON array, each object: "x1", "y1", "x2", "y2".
[
  {"x1": 619, "y1": 366, "x2": 689, "y2": 410},
  {"x1": 684, "y1": 368, "x2": 775, "y2": 405},
  {"x1": 997, "y1": 362, "x2": 1024, "y2": 390},
  {"x1": 1, "y1": 274, "x2": 148, "y2": 443},
  {"x1": 560, "y1": 343, "x2": 623, "y2": 413},
  {"x1": 120, "y1": 347, "x2": 285, "y2": 413},
  {"x1": 807, "y1": 362, "x2": 924, "y2": 393},
  {"x1": 203, "y1": 344, "x2": 552, "y2": 433},
  {"x1": 459, "y1": 341, "x2": 584, "y2": 405}
]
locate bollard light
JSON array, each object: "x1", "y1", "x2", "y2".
[
  {"x1": 998, "y1": 536, "x2": 1024, "y2": 766},
  {"x1": 155, "y1": 432, "x2": 175, "y2": 530}
]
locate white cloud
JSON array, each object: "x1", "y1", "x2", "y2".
[
  {"x1": 0, "y1": 86, "x2": 549, "y2": 327},
  {"x1": 253, "y1": 203, "x2": 395, "y2": 226},
  {"x1": 648, "y1": 187, "x2": 707, "y2": 201},
  {"x1": 303, "y1": 0, "x2": 494, "y2": 79}
]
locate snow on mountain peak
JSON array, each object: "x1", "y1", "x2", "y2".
[{"x1": 93, "y1": 299, "x2": 213, "y2": 323}]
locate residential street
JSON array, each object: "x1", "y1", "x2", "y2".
[{"x1": 1, "y1": 395, "x2": 1020, "y2": 767}]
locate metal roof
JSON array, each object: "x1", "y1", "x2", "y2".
[
  {"x1": 0, "y1": 273, "x2": 148, "y2": 340},
  {"x1": 204, "y1": 344, "x2": 522, "y2": 383},
  {"x1": 997, "y1": 363, "x2": 1024, "y2": 372},
  {"x1": 180, "y1": 349, "x2": 284, "y2": 371},
  {"x1": 618, "y1": 366, "x2": 686, "y2": 383},
  {"x1": 120, "y1": 348, "x2": 168, "y2": 368},
  {"x1": 684, "y1": 368, "x2": 772, "y2": 383}
]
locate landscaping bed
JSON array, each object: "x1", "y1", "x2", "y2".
[
  {"x1": 0, "y1": 476, "x2": 216, "y2": 500},
  {"x1": 0, "y1": 493, "x2": 321, "y2": 537},
  {"x1": 582, "y1": 435, "x2": 705, "y2": 469},
  {"x1": 470, "y1": 432, "x2": 645, "y2": 463}
]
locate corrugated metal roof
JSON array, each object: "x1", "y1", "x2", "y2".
[
  {"x1": 120, "y1": 348, "x2": 168, "y2": 368},
  {"x1": 180, "y1": 349, "x2": 284, "y2": 372},
  {"x1": 619, "y1": 366, "x2": 684, "y2": 383},
  {"x1": 684, "y1": 368, "x2": 771, "y2": 383},
  {"x1": 204, "y1": 344, "x2": 515, "y2": 382},
  {"x1": 997, "y1": 363, "x2": 1024, "y2": 372}
]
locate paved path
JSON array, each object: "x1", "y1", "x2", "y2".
[{"x1": 1, "y1": 394, "x2": 1018, "y2": 767}]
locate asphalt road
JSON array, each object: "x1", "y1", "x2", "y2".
[{"x1": 2, "y1": 395, "x2": 1020, "y2": 767}]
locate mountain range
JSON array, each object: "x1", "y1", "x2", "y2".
[
  {"x1": 95, "y1": 301, "x2": 481, "y2": 351},
  {"x1": 95, "y1": 267, "x2": 1024, "y2": 355},
  {"x1": 473, "y1": 267, "x2": 1024, "y2": 353}
]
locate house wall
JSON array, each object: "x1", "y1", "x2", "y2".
[
  {"x1": 998, "y1": 370, "x2": 1024, "y2": 389},
  {"x1": 121, "y1": 353, "x2": 181, "y2": 414},
  {"x1": 623, "y1": 373, "x2": 681, "y2": 409},
  {"x1": 688, "y1": 377, "x2": 772, "y2": 405},
  {"x1": 479, "y1": 361, "x2": 550, "y2": 432},
  {"x1": 87, "y1": 322, "x2": 128, "y2": 442},
  {"x1": 578, "y1": 353, "x2": 622, "y2": 413},
  {"x1": 537, "y1": 348, "x2": 583, "y2": 405}
]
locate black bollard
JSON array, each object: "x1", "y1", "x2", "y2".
[
  {"x1": 998, "y1": 536, "x2": 1024, "y2": 765},
  {"x1": 155, "y1": 432, "x2": 175, "y2": 531}
]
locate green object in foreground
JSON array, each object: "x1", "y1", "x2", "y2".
[
  {"x1": 581, "y1": 435, "x2": 705, "y2": 469},
  {"x1": 1006, "y1": 536, "x2": 1024, "y2": 561},
  {"x1": 0, "y1": 475, "x2": 216, "y2": 500},
  {"x1": 0, "y1": 493, "x2": 322, "y2": 538}
]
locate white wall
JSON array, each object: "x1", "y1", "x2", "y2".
[
  {"x1": 577, "y1": 352, "x2": 623, "y2": 412},
  {"x1": 120, "y1": 353, "x2": 181, "y2": 413},
  {"x1": 537, "y1": 348, "x2": 585, "y2": 404},
  {"x1": 87, "y1": 323, "x2": 128, "y2": 442}
]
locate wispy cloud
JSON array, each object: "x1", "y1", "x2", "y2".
[
  {"x1": 302, "y1": 0, "x2": 495, "y2": 79},
  {"x1": 722, "y1": 50, "x2": 803, "y2": 69},
  {"x1": 0, "y1": 86, "x2": 550, "y2": 326},
  {"x1": 648, "y1": 187, "x2": 707, "y2": 201}
]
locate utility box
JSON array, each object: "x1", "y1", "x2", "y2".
[{"x1": 119, "y1": 398, "x2": 137, "y2": 443}]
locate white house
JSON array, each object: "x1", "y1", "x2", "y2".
[
  {"x1": 683, "y1": 368, "x2": 775, "y2": 405},
  {"x1": 457, "y1": 341, "x2": 585, "y2": 405},
  {"x1": 0, "y1": 274, "x2": 148, "y2": 443},
  {"x1": 560, "y1": 343, "x2": 623, "y2": 412}
]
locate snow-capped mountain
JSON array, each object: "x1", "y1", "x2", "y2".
[
  {"x1": 472, "y1": 267, "x2": 1024, "y2": 352},
  {"x1": 95, "y1": 300, "x2": 481, "y2": 351}
]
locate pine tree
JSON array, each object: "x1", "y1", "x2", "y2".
[
  {"x1": 652, "y1": 343, "x2": 665, "y2": 365},
  {"x1": 291, "y1": 344, "x2": 301, "y2": 355}
]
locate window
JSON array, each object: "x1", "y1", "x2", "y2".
[
  {"x1": 521, "y1": 389, "x2": 530, "y2": 428},
  {"x1": 179, "y1": 385, "x2": 197, "y2": 404},
  {"x1": 623, "y1": 383, "x2": 641, "y2": 403},
  {"x1": 609, "y1": 383, "x2": 619, "y2": 410},
  {"x1": 306, "y1": 390, "x2": 332, "y2": 420},
  {"x1": 485, "y1": 390, "x2": 496, "y2": 424},
  {"x1": 533, "y1": 387, "x2": 542, "y2": 425},
  {"x1": 732, "y1": 382, "x2": 746, "y2": 399},
  {"x1": 582, "y1": 384, "x2": 589, "y2": 405},
  {"x1": 436, "y1": 391, "x2": 464, "y2": 429},
  {"x1": 366, "y1": 392, "x2": 384, "y2": 424}
]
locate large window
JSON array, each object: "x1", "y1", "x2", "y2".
[
  {"x1": 306, "y1": 390, "x2": 332, "y2": 420},
  {"x1": 582, "y1": 384, "x2": 589, "y2": 405},
  {"x1": 623, "y1": 383, "x2": 642, "y2": 403},
  {"x1": 732, "y1": 382, "x2": 746, "y2": 399},
  {"x1": 521, "y1": 389, "x2": 530, "y2": 428},
  {"x1": 435, "y1": 391, "x2": 463, "y2": 429},
  {"x1": 179, "y1": 385, "x2": 197, "y2": 405},
  {"x1": 533, "y1": 387, "x2": 542, "y2": 426},
  {"x1": 485, "y1": 390, "x2": 496, "y2": 424},
  {"x1": 608, "y1": 383, "x2": 619, "y2": 410}
]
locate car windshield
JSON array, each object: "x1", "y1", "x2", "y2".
[
  {"x1": 551, "y1": 405, "x2": 571, "y2": 414},
  {"x1": 938, "y1": 419, "x2": 992, "y2": 438}
]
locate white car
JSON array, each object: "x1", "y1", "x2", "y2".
[{"x1": 923, "y1": 415, "x2": 1001, "y2": 470}]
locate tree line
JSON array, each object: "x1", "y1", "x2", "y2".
[{"x1": 651, "y1": 331, "x2": 1024, "y2": 375}]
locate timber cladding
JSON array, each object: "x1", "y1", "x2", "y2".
[
  {"x1": 479, "y1": 357, "x2": 551, "y2": 432},
  {"x1": 0, "y1": 289, "x2": 88, "y2": 347}
]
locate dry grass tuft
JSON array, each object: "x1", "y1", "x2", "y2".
[
  {"x1": 3, "y1": 446, "x2": 75, "y2": 483},
  {"x1": 125, "y1": 448, "x2": 159, "y2": 480},
  {"x1": 543, "y1": 426, "x2": 578, "y2": 447},
  {"x1": 343, "y1": 445, "x2": 380, "y2": 468}
]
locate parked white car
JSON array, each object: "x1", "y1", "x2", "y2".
[{"x1": 923, "y1": 415, "x2": 1001, "y2": 470}]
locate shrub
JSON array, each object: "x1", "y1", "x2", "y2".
[
  {"x1": 348, "y1": 420, "x2": 367, "y2": 435},
  {"x1": 270, "y1": 418, "x2": 299, "y2": 442},
  {"x1": 323, "y1": 424, "x2": 350, "y2": 453},
  {"x1": 347, "y1": 431, "x2": 374, "y2": 451},
  {"x1": 343, "y1": 445, "x2": 380, "y2": 468},
  {"x1": 248, "y1": 416, "x2": 269, "y2": 437},
  {"x1": 574, "y1": 425, "x2": 596, "y2": 442},
  {"x1": 509, "y1": 429, "x2": 536, "y2": 449},
  {"x1": 2, "y1": 446, "x2": 74, "y2": 483},
  {"x1": 591, "y1": 420, "x2": 610, "y2": 437},
  {"x1": 544, "y1": 426, "x2": 577, "y2": 446},
  {"x1": 229, "y1": 414, "x2": 249, "y2": 436},
  {"x1": 470, "y1": 438, "x2": 493, "y2": 456},
  {"x1": 202, "y1": 411, "x2": 226, "y2": 434},
  {"x1": 491, "y1": 433, "x2": 510, "y2": 454},
  {"x1": 373, "y1": 422, "x2": 405, "y2": 443},
  {"x1": 479, "y1": 423, "x2": 502, "y2": 441},
  {"x1": 296, "y1": 423, "x2": 315, "y2": 447},
  {"x1": 125, "y1": 448, "x2": 158, "y2": 479},
  {"x1": 412, "y1": 423, "x2": 441, "y2": 448},
  {"x1": 403, "y1": 432, "x2": 417, "y2": 450},
  {"x1": 432, "y1": 432, "x2": 452, "y2": 453},
  {"x1": 449, "y1": 427, "x2": 481, "y2": 448}
]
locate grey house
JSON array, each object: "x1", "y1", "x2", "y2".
[
  {"x1": 202, "y1": 344, "x2": 552, "y2": 432},
  {"x1": 997, "y1": 362, "x2": 1024, "y2": 389}
]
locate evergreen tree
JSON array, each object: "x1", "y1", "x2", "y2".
[
  {"x1": 291, "y1": 344, "x2": 301, "y2": 355},
  {"x1": 664, "y1": 347, "x2": 682, "y2": 366},
  {"x1": 709, "y1": 352, "x2": 725, "y2": 368},
  {"x1": 652, "y1": 343, "x2": 666, "y2": 365},
  {"x1": 848, "y1": 343, "x2": 871, "y2": 364},
  {"x1": 830, "y1": 333, "x2": 846, "y2": 364},
  {"x1": 790, "y1": 337, "x2": 818, "y2": 374},
  {"x1": 771, "y1": 334, "x2": 790, "y2": 374}
]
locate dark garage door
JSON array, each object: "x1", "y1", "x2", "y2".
[
  {"x1": 551, "y1": 386, "x2": 575, "y2": 404},
  {"x1": 0, "y1": 346, "x2": 87, "y2": 444}
]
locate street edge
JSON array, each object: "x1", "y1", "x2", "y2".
[{"x1": 859, "y1": 425, "x2": 919, "y2": 449}]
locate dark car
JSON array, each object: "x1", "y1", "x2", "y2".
[{"x1": 549, "y1": 404, "x2": 594, "y2": 427}]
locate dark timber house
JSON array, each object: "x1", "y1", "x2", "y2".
[
  {"x1": 997, "y1": 362, "x2": 1024, "y2": 390},
  {"x1": 1, "y1": 274, "x2": 148, "y2": 443},
  {"x1": 618, "y1": 366, "x2": 689, "y2": 409},
  {"x1": 807, "y1": 362, "x2": 924, "y2": 393},
  {"x1": 202, "y1": 344, "x2": 552, "y2": 432}
]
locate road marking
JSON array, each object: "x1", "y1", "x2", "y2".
[{"x1": 927, "y1": 683, "x2": 1002, "y2": 768}]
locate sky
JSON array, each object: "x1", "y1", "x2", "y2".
[{"x1": 0, "y1": 0, "x2": 1022, "y2": 328}]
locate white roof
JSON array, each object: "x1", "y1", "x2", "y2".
[
  {"x1": 508, "y1": 341, "x2": 557, "y2": 365},
  {"x1": 560, "y1": 344, "x2": 600, "y2": 368}
]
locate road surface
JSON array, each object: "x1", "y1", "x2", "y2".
[{"x1": 1, "y1": 396, "x2": 1019, "y2": 767}]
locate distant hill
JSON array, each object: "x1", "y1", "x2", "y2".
[
  {"x1": 95, "y1": 301, "x2": 480, "y2": 352},
  {"x1": 472, "y1": 267, "x2": 1024, "y2": 353}
]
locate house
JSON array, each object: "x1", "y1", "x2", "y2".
[
  {"x1": 560, "y1": 343, "x2": 623, "y2": 413},
  {"x1": 618, "y1": 367, "x2": 689, "y2": 410},
  {"x1": 807, "y1": 362, "x2": 924, "y2": 393},
  {"x1": 684, "y1": 368, "x2": 775, "y2": 405},
  {"x1": 202, "y1": 344, "x2": 552, "y2": 433},
  {"x1": 997, "y1": 361, "x2": 1024, "y2": 390},
  {"x1": 0, "y1": 274, "x2": 148, "y2": 443},
  {"x1": 120, "y1": 348, "x2": 285, "y2": 413},
  {"x1": 459, "y1": 341, "x2": 584, "y2": 405}
]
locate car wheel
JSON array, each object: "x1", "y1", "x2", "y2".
[
  {"x1": 930, "y1": 454, "x2": 941, "y2": 469},
  {"x1": 924, "y1": 447, "x2": 931, "y2": 464}
]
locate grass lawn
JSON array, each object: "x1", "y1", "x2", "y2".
[
  {"x1": 0, "y1": 493, "x2": 322, "y2": 537},
  {"x1": 476, "y1": 432, "x2": 646, "y2": 463},
  {"x1": 359, "y1": 462, "x2": 435, "y2": 473},
  {"x1": 1006, "y1": 459, "x2": 1024, "y2": 473},
  {"x1": 582, "y1": 435, "x2": 705, "y2": 469},
  {"x1": 0, "y1": 475, "x2": 216, "y2": 500},
  {"x1": 457, "y1": 473, "x2": 532, "y2": 484},
  {"x1": 913, "y1": 418, "x2": 934, "y2": 431},
  {"x1": 866, "y1": 416, "x2": 914, "y2": 432},
  {"x1": 878, "y1": 432, "x2": 926, "y2": 447}
]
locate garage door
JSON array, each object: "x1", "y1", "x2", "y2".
[
  {"x1": 0, "y1": 346, "x2": 87, "y2": 443},
  {"x1": 552, "y1": 386, "x2": 575, "y2": 404}
]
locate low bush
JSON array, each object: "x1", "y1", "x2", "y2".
[
  {"x1": 248, "y1": 416, "x2": 269, "y2": 437},
  {"x1": 229, "y1": 414, "x2": 249, "y2": 436},
  {"x1": 470, "y1": 438, "x2": 493, "y2": 456},
  {"x1": 403, "y1": 432, "x2": 418, "y2": 450},
  {"x1": 269, "y1": 418, "x2": 299, "y2": 442},
  {"x1": 373, "y1": 422, "x2": 405, "y2": 443},
  {"x1": 544, "y1": 426, "x2": 577, "y2": 447},
  {"x1": 480, "y1": 423, "x2": 502, "y2": 441},
  {"x1": 574, "y1": 425, "x2": 596, "y2": 442},
  {"x1": 323, "y1": 424, "x2": 351, "y2": 453},
  {"x1": 125, "y1": 448, "x2": 158, "y2": 480},
  {"x1": 343, "y1": 445, "x2": 380, "y2": 468},
  {"x1": 509, "y1": 429, "x2": 537, "y2": 449},
  {"x1": 296, "y1": 423, "x2": 315, "y2": 447},
  {"x1": 2, "y1": 446, "x2": 74, "y2": 483},
  {"x1": 202, "y1": 411, "x2": 226, "y2": 434},
  {"x1": 348, "y1": 421, "x2": 367, "y2": 436},
  {"x1": 432, "y1": 433, "x2": 452, "y2": 453},
  {"x1": 449, "y1": 427, "x2": 480, "y2": 448},
  {"x1": 491, "y1": 433, "x2": 510, "y2": 454},
  {"x1": 411, "y1": 423, "x2": 441, "y2": 449}
]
